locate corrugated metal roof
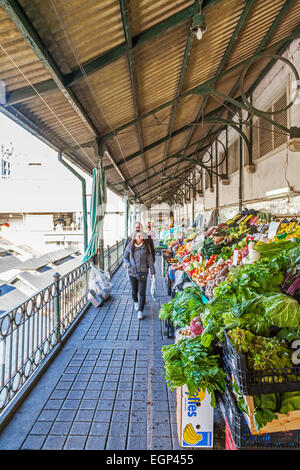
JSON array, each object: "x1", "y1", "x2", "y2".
[
  {"x1": 18, "y1": 247, "x2": 79, "y2": 270},
  {"x1": 0, "y1": 281, "x2": 27, "y2": 313},
  {"x1": 0, "y1": 0, "x2": 298, "y2": 205},
  {"x1": 0, "y1": 252, "x2": 20, "y2": 273}
]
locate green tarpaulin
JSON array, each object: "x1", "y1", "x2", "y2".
[{"x1": 83, "y1": 167, "x2": 106, "y2": 262}]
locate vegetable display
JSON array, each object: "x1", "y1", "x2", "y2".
[{"x1": 160, "y1": 209, "x2": 300, "y2": 440}]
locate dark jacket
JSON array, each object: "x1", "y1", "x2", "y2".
[
  {"x1": 123, "y1": 241, "x2": 155, "y2": 277},
  {"x1": 125, "y1": 233, "x2": 155, "y2": 262}
]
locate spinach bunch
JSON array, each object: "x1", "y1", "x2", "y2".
[{"x1": 162, "y1": 335, "x2": 227, "y2": 407}]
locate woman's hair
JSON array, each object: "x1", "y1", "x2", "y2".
[{"x1": 131, "y1": 232, "x2": 151, "y2": 256}]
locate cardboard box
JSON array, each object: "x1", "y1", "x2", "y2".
[
  {"x1": 243, "y1": 395, "x2": 300, "y2": 435},
  {"x1": 176, "y1": 384, "x2": 214, "y2": 448}
]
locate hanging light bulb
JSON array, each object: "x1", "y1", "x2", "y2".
[
  {"x1": 196, "y1": 27, "x2": 203, "y2": 40},
  {"x1": 191, "y1": 13, "x2": 207, "y2": 41}
]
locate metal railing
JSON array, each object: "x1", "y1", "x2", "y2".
[
  {"x1": 104, "y1": 239, "x2": 125, "y2": 275},
  {"x1": 0, "y1": 239, "x2": 125, "y2": 417}
]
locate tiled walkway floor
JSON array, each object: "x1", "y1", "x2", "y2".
[{"x1": 0, "y1": 257, "x2": 225, "y2": 450}]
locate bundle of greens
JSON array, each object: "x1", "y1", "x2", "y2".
[
  {"x1": 214, "y1": 257, "x2": 285, "y2": 305},
  {"x1": 255, "y1": 240, "x2": 298, "y2": 260},
  {"x1": 169, "y1": 286, "x2": 205, "y2": 327},
  {"x1": 227, "y1": 328, "x2": 293, "y2": 370},
  {"x1": 158, "y1": 299, "x2": 175, "y2": 321},
  {"x1": 216, "y1": 246, "x2": 233, "y2": 261},
  {"x1": 161, "y1": 335, "x2": 227, "y2": 407},
  {"x1": 223, "y1": 294, "x2": 300, "y2": 338},
  {"x1": 200, "y1": 296, "x2": 234, "y2": 347}
]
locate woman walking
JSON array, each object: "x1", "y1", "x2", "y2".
[{"x1": 123, "y1": 231, "x2": 155, "y2": 320}]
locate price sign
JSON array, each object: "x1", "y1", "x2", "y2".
[
  {"x1": 232, "y1": 249, "x2": 239, "y2": 266},
  {"x1": 267, "y1": 221, "x2": 281, "y2": 239}
]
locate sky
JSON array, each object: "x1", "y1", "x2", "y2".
[
  {"x1": 0, "y1": 110, "x2": 125, "y2": 214},
  {"x1": 0, "y1": 111, "x2": 54, "y2": 159}
]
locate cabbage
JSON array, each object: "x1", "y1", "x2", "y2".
[{"x1": 263, "y1": 293, "x2": 300, "y2": 329}]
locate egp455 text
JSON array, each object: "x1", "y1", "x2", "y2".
[{"x1": 150, "y1": 455, "x2": 193, "y2": 465}]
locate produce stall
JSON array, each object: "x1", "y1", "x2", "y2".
[{"x1": 159, "y1": 209, "x2": 300, "y2": 449}]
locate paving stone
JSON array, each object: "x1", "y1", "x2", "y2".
[
  {"x1": 50, "y1": 421, "x2": 72, "y2": 435},
  {"x1": 90, "y1": 421, "x2": 110, "y2": 436},
  {"x1": 118, "y1": 382, "x2": 132, "y2": 391},
  {"x1": 64, "y1": 435, "x2": 87, "y2": 450},
  {"x1": 128, "y1": 422, "x2": 147, "y2": 437},
  {"x1": 71, "y1": 381, "x2": 87, "y2": 390},
  {"x1": 109, "y1": 422, "x2": 128, "y2": 437},
  {"x1": 37, "y1": 410, "x2": 59, "y2": 421},
  {"x1": 80, "y1": 399, "x2": 98, "y2": 410},
  {"x1": 151, "y1": 422, "x2": 171, "y2": 437},
  {"x1": 152, "y1": 437, "x2": 172, "y2": 450},
  {"x1": 42, "y1": 435, "x2": 66, "y2": 450},
  {"x1": 55, "y1": 381, "x2": 73, "y2": 390},
  {"x1": 97, "y1": 399, "x2": 114, "y2": 410},
  {"x1": 102, "y1": 382, "x2": 118, "y2": 391},
  {"x1": 113, "y1": 400, "x2": 131, "y2": 411},
  {"x1": 116, "y1": 390, "x2": 131, "y2": 400},
  {"x1": 152, "y1": 401, "x2": 169, "y2": 412},
  {"x1": 86, "y1": 381, "x2": 103, "y2": 391},
  {"x1": 130, "y1": 411, "x2": 147, "y2": 423},
  {"x1": 0, "y1": 263, "x2": 225, "y2": 451},
  {"x1": 133, "y1": 390, "x2": 148, "y2": 401},
  {"x1": 100, "y1": 389, "x2": 116, "y2": 400},
  {"x1": 51, "y1": 389, "x2": 69, "y2": 399},
  {"x1": 85, "y1": 436, "x2": 106, "y2": 450},
  {"x1": 62, "y1": 399, "x2": 81, "y2": 410},
  {"x1": 56, "y1": 409, "x2": 77, "y2": 421},
  {"x1": 70, "y1": 421, "x2": 91, "y2": 436},
  {"x1": 127, "y1": 437, "x2": 147, "y2": 450},
  {"x1": 111, "y1": 410, "x2": 130, "y2": 423},
  {"x1": 131, "y1": 400, "x2": 147, "y2": 411},
  {"x1": 133, "y1": 382, "x2": 148, "y2": 391},
  {"x1": 30, "y1": 421, "x2": 53, "y2": 435},
  {"x1": 21, "y1": 435, "x2": 46, "y2": 450},
  {"x1": 106, "y1": 435, "x2": 126, "y2": 450}
]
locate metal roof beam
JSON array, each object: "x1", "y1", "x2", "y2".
[
  {"x1": 119, "y1": 0, "x2": 149, "y2": 189},
  {"x1": 140, "y1": 165, "x2": 197, "y2": 200},
  {"x1": 170, "y1": 0, "x2": 255, "y2": 179},
  {"x1": 5, "y1": 0, "x2": 220, "y2": 105},
  {"x1": 125, "y1": 143, "x2": 211, "y2": 190},
  {"x1": 160, "y1": 25, "x2": 195, "y2": 175},
  {"x1": 0, "y1": 0, "x2": 99, "y2": 139},
  {"x1": 0, "y1": 0, "x2": 140, "y2": 200}
]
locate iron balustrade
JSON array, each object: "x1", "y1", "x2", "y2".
[
  {"x1": 104, "y1": 239, "x2": 125, "y2": 275},
  {"x1": 0, "y1": 239, "x2": 125, "y2": 416}
]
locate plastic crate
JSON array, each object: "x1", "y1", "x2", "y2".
[
  {"x1": 225, "y1": 420, "x2": 237, "y2": 450},
  {"x1": 223, "y1": 330, "x2": 300, "y2": 395},
  {"x1": 219, "y1": 386, "x2": 300, "y2": 449}
]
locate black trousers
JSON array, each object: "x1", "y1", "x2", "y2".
[{"x1": 129, "y1": 275, "x2": 147, "y2": 312}]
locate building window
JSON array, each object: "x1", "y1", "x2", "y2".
[
  {"x1": 258, "y1": 89, "x2": 288, "y2": 158},
  {"x1": 205, "y1": 171, "x2": 210, "y2": 190},
  {"x1": 228, "y1": 140, "x2": 239, "y2": 174},
  {"x1": 1, "y1": 143, "x2": 13, "y2": 179}
]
